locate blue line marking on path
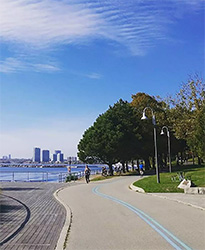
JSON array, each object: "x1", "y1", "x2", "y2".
[{"x1": 92, "y1": 185, "x2": 192, "y2": 250}]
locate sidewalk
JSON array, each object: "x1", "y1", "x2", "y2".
[
  {"x1": 1, "y1": 176, "x2": 204, "y2": 250},
  {"x1": 130, "y1": 183, "x2": 205, "y2": 211},
  {"x1": 148, "y1": 192, "x2": 205, "y2": 210},
  {"x1": 0, "y1": 182, "x2": 68, "y2": 250}
]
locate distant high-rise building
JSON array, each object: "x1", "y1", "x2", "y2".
[
  {"x1": 60, "y1": 153, "x2": 64, "y2": 162},
  {"x1": 42, "y1": 150, "x2": 49, "y2": 162},
  {"x1": 33, "y1": 147, "x2": 41, "y2": 162},
  {"x1": 55, "y1": 150, "x2": 61, "y2": 155},
  {"x1": 8, "y1": 154, "x2": 11, "y2": 160},
  {"x1": 52, "y1": 154, "x2": 57, "y2": 162},
  {"x1": 57, "y1": 153, "x2": 64, "y2": 162}
]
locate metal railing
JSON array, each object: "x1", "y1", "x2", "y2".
[
  {"x1": 0, "y1": 169, "x2": 101, "y2": 183},
  {"x1": 0, "y1": 171, "x2": 74, "y2": 183}
]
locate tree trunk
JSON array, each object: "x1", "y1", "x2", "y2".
[
  {"x1": 125, "y1": 162, "x2": 129, "y2": 172},
  {"x1": 152, "y1": 156, "x2": 155, "y2": 168},
  {"x1": 180, "y1": 152, "x2": 184, "y2": 165},
  {"x1": 131, "y1": 160, "x2": 135, "y2": 172},
  {"x1": 198, "y1": 156, "x2": 201, "y2": 165},
  {"x1": 192, "y1": 152, "x2": 195, "y2": 165},
  {"x1": 158, "y1": 154, "x2": 163, "y2": 169},
  {"x1": 144, "y1": 157, "x2": 150, "y2": 170},
  {"x1": 176, "y1": 154, "x2": 179, "y2": 166},
  {"x1": 164, "y1": 154, "x2": 168, "y2": 171},
  {"x1": 108, "y1": 163, "x2": 113, "y2": 175},
  {"x1": 121, "y1": 161, "x2": 126, "y2": 173},
  {"x1": 136, "y1": 159, "x2": 139, "y2": 169}
]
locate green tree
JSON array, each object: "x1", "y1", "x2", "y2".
[
  {"x1": 131, "y1": 92, "x2": 167, "y2": 169},
  {"x1": 78, "y1": 99, "x2": 141, "y2": 175},
  {"x1": 166, "y1": 76, "x2": 205, "y2": 162}
]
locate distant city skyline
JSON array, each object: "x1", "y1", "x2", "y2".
[
  {"x1": 33, "y1": 147, "x2": 64, "y2": 163},
  {"x1": 1, "y1": 149, "x2": 77, "y2": 161},
  {"x1": 0, "y1": 0, "x2": 204, "y2": 158}
]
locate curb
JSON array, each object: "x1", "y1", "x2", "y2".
[
  {"x1": 53, "y1": 186, "x2": 72, "y2": 250},
  {"x1": 148, "y1": 193, "x2": 205, "y2": 211},
  {"x1": 129, "y1": 182, "x2": 205, "y2": 211},
  {"x1": 129, "y1": 183, "x2": 145, "y2": 193}
]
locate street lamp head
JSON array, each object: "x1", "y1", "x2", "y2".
[
  {"x1": 141, "y1": 112, "x2": 148, "y2": 120},
  {"x1": 160, "y1": 130, "x2": 165, "y2": 135}
]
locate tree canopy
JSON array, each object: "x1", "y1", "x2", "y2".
[
  {"x1": 165, "y1": 76, "x2": 205, "y2": 160},
  {"x1": 78, "y1": 76, "x2": 205, "y2": 173},
  {"x1": 78, "y1": 99, "x2": 142, "y2": 174}
]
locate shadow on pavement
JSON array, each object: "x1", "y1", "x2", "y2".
[
  {"x1": 2, "y1": 187, "x2": 41, "y2": 191},
  {"x1": 0, "y1": 204, "x2": 23, "y2": 214},
  {"x1": 0, "y1": 195, "x2": 31, "y2": 246}
]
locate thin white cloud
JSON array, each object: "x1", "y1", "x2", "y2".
[
  {"x1": 0, "y1": 57, "x2": 60, "y2": 73},
  {"x1": 0, "y1": 0, "x2": 102, "y2": 47},
  {"x1": 0, "y1": 56, "x2": 101, "y2": 76},
  {"x1": 86, "y1": 73, "x2": 102, "y2": 79},
  {"x1": 0, "y1": 0, "x2": 204, "y2": 70},
  {"x1": 32, "y1": 63, "x2": 60, "y2": 72},
  {"x1": 0, "y1": 0, "x2": 203, "y2": 53},
  {"x1": 0, "y1": 57, "x2": 26, "y2": 73},
  {"x1": 67, "y1": 69, "x2": 102, "y2": 79}
]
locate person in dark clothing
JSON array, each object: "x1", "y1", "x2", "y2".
[{"x1": 84, "y1": 165, "x2": 91, "y2": 183}]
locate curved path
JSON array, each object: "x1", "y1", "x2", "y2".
[
  {"x1": 58, "y1": 176, "x2": 205, "y2": 250},
  {"x1": 0, "y1": 182, "x2": 68, "y2": 250}
]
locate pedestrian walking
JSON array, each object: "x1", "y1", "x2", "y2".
[
  {"x1": 84, "y1": 165, "x2": 91, "y2": 183},
  {"x1": 139, "y1": 161, "x2": 144, "y2": 177}
]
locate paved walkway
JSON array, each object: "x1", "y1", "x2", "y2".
[
  {"x1": 0, "y1": 176, "x2": 204, "y2": 250},
  {"x1": 0, "y1": 182, "x2": 68, "y2": 250},
  {"x1": 58, "y1": 176, "x2": 205, "y2": 250},
  {"x1": 147, "y1": 192, "x2": 205, "y2": 210}
]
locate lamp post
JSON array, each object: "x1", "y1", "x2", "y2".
[
  {"x1": 160, "y1": 126, "x2": 172, "y2": 173},
  {"x1": 141, "y1": 107, "x2": 160, "y2": 183}
]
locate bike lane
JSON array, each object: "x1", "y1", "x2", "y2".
[{"x1": 58, "y1": 176, "x2": 205, "y2": 250}]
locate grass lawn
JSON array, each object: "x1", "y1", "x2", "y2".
[{"x1": 133, "y1": 164, "x2": 205, "y2": 193}]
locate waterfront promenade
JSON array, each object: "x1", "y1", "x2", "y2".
[
  {"x1": 0, "y1": 182, "x2": 69, "y2": 250},
  {"x1": 1, "y1": 176, "x2": 205, "y2": 250}
]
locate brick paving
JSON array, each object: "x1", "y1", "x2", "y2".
[{"x1": 0, "y1": 182, "x2": 68, "y2": 250}]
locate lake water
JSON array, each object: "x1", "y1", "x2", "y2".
[{"x1": 0, "y1": 165, "x2": 105, "y2": 183}]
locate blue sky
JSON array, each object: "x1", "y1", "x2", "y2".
[{"x1": 0, "y1": 0, "x2": 204, "y2": 158}]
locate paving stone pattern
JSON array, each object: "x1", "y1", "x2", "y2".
[{"x1": 0, "y1": 182, "x2": 68, "y2": 250}]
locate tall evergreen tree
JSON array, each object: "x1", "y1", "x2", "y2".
[{"x1": 78, "y1": 99, "x2": 141, "y2": 175}]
